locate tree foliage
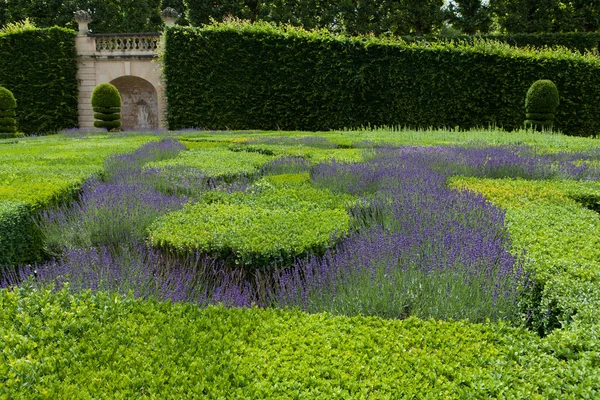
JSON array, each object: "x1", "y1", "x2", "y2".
[
  {"x1": 445, "y1": 0, "x2": 492, "y2": 34},
  {"x1": 488, "y1": 0, "x2": 600, "y2": 33},
  {"x1": 1, "y1": 0, "x2": 163, "y2": 33}
]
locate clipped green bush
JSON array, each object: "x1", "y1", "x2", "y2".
[
  {"x1": 91, "y1": 83, "x2": 122, "y2": 131},
  {"x1": 525, "y1": 80, "x2": 559, "y2": 131},
  {"x1": 149, "y1": 181, "x2": 353, "y2": 270},
  {"x1": 0, "y1": 86, "x2": 17, "y2": 137},
  {"x1": 147, "y1": 148, "x2": 275, "y2": 180},
  {"x1": 0, "y1": 201, "x2": 41, "y2": 268}
]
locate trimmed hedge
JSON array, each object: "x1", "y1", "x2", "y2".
[
  {"x1": 0, "y1": 27, "x2": 78, "y2": 134},
  {"x1": 0, "y1": 201, "x2": 41, "y2": 268},
  {"x1": 402, "y1": 32, "x2": 600, "y2": 54},
  {"x1": 147, "y1": 147, "x2": 275, "y2": 179},
  {"x1": 91, "y1": 83, "x2": 122, "y2": 131},
  {"x1": 0, "y1": 86, "x2": 16, "y2": 136},
  {"x1": 3, "y1": 285, "x2": 587, "y2": 399},
  {"x1": 525, "y1": 80, "x2": 559, "y2": 130},
  {"x1": 149, "y1": 180, "x2": 353, "y2": 269},
  {"x1": 164, "y1": 21, "x2": 600, "y2": 136}
]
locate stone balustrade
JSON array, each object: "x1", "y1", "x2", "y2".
[{"x1": 92, "y1": 33, "x2": 160, "y2": 54}]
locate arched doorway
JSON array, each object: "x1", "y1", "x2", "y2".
[{"x1": 110, "y1": 76, "x2": 159, "y2": 131}]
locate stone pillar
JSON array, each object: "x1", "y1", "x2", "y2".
[
  {"x1": 159, "y1": 8, "x2": 181, "y2": 129},
  {"x1": 74, "y1": 11, "x2": 96, "y2": 129}
]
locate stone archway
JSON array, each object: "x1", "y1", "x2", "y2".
[{"x1": 110, "y1": 76, "x2": 159, "y2": 131}]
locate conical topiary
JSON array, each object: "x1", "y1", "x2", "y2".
[
  {"x1": 524, "y1": 80, "x2": 559, "y2": 131},
  {"x1": 0, "y1": 86, "x2": 17, "y2": 137},
  {"x1": 91, "y1": 83, "x2": 122, "y2": 131}
]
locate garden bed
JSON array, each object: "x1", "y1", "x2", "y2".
[{"x1": 1, "y1": 128, "x2": 599, "y2": 397}]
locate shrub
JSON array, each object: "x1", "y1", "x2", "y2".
[
  {"x1": 149, "y1": 182, "x2": 353, "y2": 270},
  {"x1": 0, "y1": 86, "x2": 17, "y2": 137},
  {"x1": 91, "y1": 83, "x2": 122, "y2": 131},
  {"x1": 525, "y1": 80, "x2": 559, "y2": 131},
  {"x1": 147, "y1": 148, "x2": 275, "y2": 180},
  {"x1": 0, "y1": 201, "x2": 41, "y2": 268},
  {"x1": 2, "y1": 286, "x2": 586, "y2": 399}
]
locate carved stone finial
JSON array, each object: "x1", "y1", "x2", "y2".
[
  {"x1": 73, "y1": 10, "x2": 92, "y2": 22},
  {"x1": 161, "y1": 8, "x2": 180, "y2": 19},
  {"x1": 73, "y1": 10, "x2": 92, "y2": 36},
  {"x1": 161, "y1": 8, "x2": 180, "y2": 26}
]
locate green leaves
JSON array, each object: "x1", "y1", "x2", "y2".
[
  {"x1": 0, "y1": 27, "x2": 77, "y2": 134},
  {"x1": 149, "y1": 181, "x2": 353, "y2": 270},
  {"x1": 0, "y1": 285, "x2": 580, "y2": 398}
]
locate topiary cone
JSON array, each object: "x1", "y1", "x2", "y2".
[
  {"x1": 91, "y1": 83, "x2": 122, "y2": 131},
  {"x1": 0, "y1": 86, "x2": 17, "y2": 135},
  {"x1": 524, "y1": 80, "x2": 559, "y2": 131}
]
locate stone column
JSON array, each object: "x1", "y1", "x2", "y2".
[
  {"x1": 158, "y1": 8, "x2": 181, "y2": 129},
  {"x1": 74, "y1": 11, "x2": 96, "y2": 129}
]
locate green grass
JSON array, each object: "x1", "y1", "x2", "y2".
[{"x1": 0, "y1": 133, "x2": 156, "y2": 206}]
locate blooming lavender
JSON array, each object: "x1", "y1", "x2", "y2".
[
  {"x1": 270, "y1": 146, "x2": 529, "y2": 322},
  {"x1": 37, "y1": 138, "x2": 189, "y2": 255},
  {"x1": 435, "y1": 145, "x2": 599, "y2": 181}
]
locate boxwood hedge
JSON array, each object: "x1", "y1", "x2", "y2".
[
  {"x1": 4, "y1": 285, "x2": 596, "y2": 399},
  {"x1": 0, "y1": 201, "x2": 41, "y2": 267},
  {"x1": 164, "y1": 21, "x2": 600, "y2": 136},
  {"x1": 149, "y1": 180, "x2": 353, "y2": 269}
]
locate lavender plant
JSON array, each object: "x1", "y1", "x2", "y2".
[
  {"x1": 1, "y1": 244, "x2": 246, "y2": 305},
  {"x1": 271, "y1": 146, "x2": 530, "y2": 322},
  {"x1": 37, "y1": 138, "x2": 188, "y2": 255}
]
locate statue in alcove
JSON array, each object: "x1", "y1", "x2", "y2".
[{"x1": 136, "y1": 100, "x2": 150, "y2": 129}]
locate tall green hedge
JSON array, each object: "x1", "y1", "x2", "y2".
[
  {"x1": 163, "y1": 22, "x2": 600, "y2": 137},
  {"x1": 402, "y1": 32, "x2": 600, "y2": 54},
  {"x1": 0, "y1": 27, "x2": 78, "y2": 134}
]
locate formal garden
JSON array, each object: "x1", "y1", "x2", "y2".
[{"x1": 2, "y1": 2, "x2": 600, "y2": 398}]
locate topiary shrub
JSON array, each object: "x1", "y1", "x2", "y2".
[
  {"x1": 524, "y1": 80, "x2": 559, "y2": 131},
  {"x1": 0, "y1": 86, "x2": 17, "y2": 138},
  {"x1": 91, "y1": 83, "x2": 122, "y2": 131}
]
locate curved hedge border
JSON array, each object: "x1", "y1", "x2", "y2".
[
  {"x1": 164, "y1": 21, "x2": 600, "y2": 137},
  {"x1": 149, "y1": 180, "x2": 353, "y2": 270},
  {"x1": 0, "y1": 27, "x2": 78, "y2": 134}
]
